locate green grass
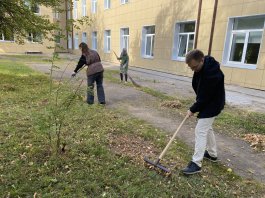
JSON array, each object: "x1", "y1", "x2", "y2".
[{"x1": 1, "y1": 60, "x2": 265, "y2": 197}]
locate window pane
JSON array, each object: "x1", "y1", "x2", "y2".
[
  {"x1": 233, "y1": 16, "x2": 265, "y2": 30},
  {"x1": 146, "y1": 26, "x2": 155, "y2": 34},
  {"x1": 107, "y1": 37, "x2": 110, "y2": 51},
  {"x1": 245, "y1": 31, "x2": 262, "y2": 64},
  {"x1": 146, "y1": 36, "x2": 151, "y2": 56},
  {"x1": 124, "y1": 28, "x2": 129, "y2": 35},
  {"x1": 178, "y1": 34, "x2": 187, "y2": 57},
  {"x1": 229, "y1": 33, "x2": 245, "y2": 62},
  {"x1": 180, "y1": 22, "x2": 195, "y2": 33},
  {"x1": 188, "y1": 34, "x2": 194, "y2": 52},
  {"x1": 151, "y1": 35, "x2": 155, "y2": 56}
]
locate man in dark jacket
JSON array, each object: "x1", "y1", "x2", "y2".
[{"x1": 182, "y1": 49, "x2": 225, "y2": 175}]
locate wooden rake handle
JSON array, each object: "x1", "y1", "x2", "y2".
[{"x1": 158, "y1": 115, "x2": 189, "y2": 160}]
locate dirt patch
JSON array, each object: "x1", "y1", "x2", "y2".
[
  {"x1": 160, "y1": 100, "x2": 182, "y2": 109},
  {"x1": 243, "y1": 134, "x2": 265, "y2": 152}
]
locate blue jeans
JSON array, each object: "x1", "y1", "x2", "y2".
[{"x1": 87, "y1": 72, "x2": 105, "y2": 104}]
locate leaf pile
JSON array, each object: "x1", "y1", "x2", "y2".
[
  {"x1": 243, "y1": 134, "x2": 265, "y2": 152},
  {"x1": 160, "y1": 100, "x2": 182, "y2": 109}
]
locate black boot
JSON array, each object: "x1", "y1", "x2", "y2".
[
  {"x1": 125, "y1": 74, "x2": 128, "y2": 82},
  {"x1": 120, "y1": 73, "x2": 123, "y2": 82}
]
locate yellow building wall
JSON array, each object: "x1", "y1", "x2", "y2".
[{"x1": 72, "y1": 0, "x2": 265, "y2": 90}]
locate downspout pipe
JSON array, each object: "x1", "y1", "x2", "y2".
[
  {"x1": 208, "y1": 0, "x2": 218, "y2": 56},
  {"x1": 194, "y1": 0, "x2": 202, "y2": 49}
]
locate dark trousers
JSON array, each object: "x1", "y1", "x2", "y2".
[
  {"x1": 120, "y1": 73, "x2": 128, "y2": 81},
  {"x1": 87, "y1": 71, "x2": 105, "y2": 104}
]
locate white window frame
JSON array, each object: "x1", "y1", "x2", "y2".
[
  {"x1": 141, "y1": 25, "x2": 155, "y2": 58},
  {"x1": 53, "y1": 10, "x2": 60, "y2": 19},
  {"x1": 121, "y1": 0, "x2": 129, "y2": 4},
  {"x1": 0, "y1": 31, "x2": 14, "y2": 42},
  {"x1": 82, "y1": 32, "x2": 87, "y2": 43},
  {"x1": 104, "y1": 30, "x2": 111, "y2": 53},
  {"x1": 73, "y1": 0, "x2": 78, "y2": 19},
  {"x1": 120, "y1": 27, "x2": 129, "y2": 53},
  {"x1": 68, "y1": 33, "x2": 72, "y2": 49},
  {"x1": 172, "y1": 21, "x2": 196, "y2": 61},
  {"x1": 223, "y1": 15, "x2": 265, "y2": 70},
  {"x1": 67, "y1": 0, "x2": 72, "y2": 19},
  {"x1": 104, "y1": 0, "x2": 111, "y2": 9},
  {"x1": 74, "y1": 33, "x2": 79, "y2": 49},
  {"x1": 28, "y1": 33, "x2": 42, "y2": 43},
  {"x1": 92, "y1": 31, "x2": 97, "y2": 50},
  {"x1": 91, "y1": 0, "x2": 97, "y2": 14},
  {"x1": 82, "y1": 0, "x2": 87, "y2": 16}
]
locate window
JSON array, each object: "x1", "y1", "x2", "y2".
[
  {"x1": 55, "y1": 32, "x2": 61, "y2": 44},
  {"x1": 120, "y1": 28, "x2": 129, "y2": 52},
  {"x1": 172, "y1": 21, "x2": 195, "y2": 61},
  {"x1": 28, "y1": 32, "x2": 42, "y2": 43},
  {"x1": 104, "y1": 30, "x2": 111, "y2": 53},
  {"x1": 224, "y1": 15, "x2": 265, "y2": 69},
  {"x1": 82, "y1": 32, "x2": 87, "y2": 43},
  {"x1": 92, "y1": 31, "x2": 97, "y2": 50},
  {"x1": 24, "y1": 1, "x2": 40, "y2": 14},
  {"x1": 91, "y1": 0, "x2": 97, "y2": 14},
  {"x1": 82, "y1": 0, "x2": 87, "y2": 16},
  {"x1": 104, "y1": 0, "x2": 111, "y2": 9},
  {"x1": 67, "y1": 0, "x2": 72, "y2": 19},
  {"x1": 0, "y1": 29, "x2": 14, "y2": 42},
  {"x1": 73, "y1": 0, "x2": 78, "y2": 19},
  {"x1": 141, "y1": 26, "x2": 155, "y2": 58},
  {"x1": 53, "y1": 10, "x2": 60, "y2": 19},
  {"x1": 121, "y1": 0, "x2": 129, "y2": 4},
  {"x1": 74, "y1": 33, "x2": 79, "y2": 49},
  {"x1": 31, "y1": 3, "x2": 40, "y2": 14},
  {"x1": 68, "y1": 33, "x2": 72, "y2": 49}
]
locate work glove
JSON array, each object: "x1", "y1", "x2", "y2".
[{"x1": 71, "y1": 72, "x2": 77, "y2": 77}]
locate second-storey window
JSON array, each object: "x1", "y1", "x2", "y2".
[
  {"x1": 73, "y1": 0, "x2": 78, "y2": 19},
  {"x1": 104, "y1": 0, "x2": 111, "y2": 9},
  {"x1": 91, "y1": 0, "x2": 97, "y2": 14},
  {"x1": 82, "y1": 0, "x2": 87, "y2": 16},
  {"x1": 121, "y1": 0, "x2": 129, "y2": 4}
]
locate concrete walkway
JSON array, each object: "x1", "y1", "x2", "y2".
[{"x1": 103, "y1": 61, "x2": 265, "y2": 113}]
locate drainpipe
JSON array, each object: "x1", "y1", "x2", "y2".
[
  {"x1": 65, "y1": 0, "x2": 68, "y2": 52},
  {"x1": 208, "y1": 0, "x2": 218, "y2": 56},
  {"x1": 194, "y1": 0, "x2": 202, "y2": 49}
]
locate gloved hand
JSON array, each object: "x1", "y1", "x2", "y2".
[{"x1": 71, "y1": 72, "x2": 77, "y2": 77}]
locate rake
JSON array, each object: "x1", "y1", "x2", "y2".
[{"x1": 144, "y1": 115, "x2": 189, "y2": 173}]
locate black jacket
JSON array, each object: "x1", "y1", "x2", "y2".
[{"x1": 190, "y1": 56, "x2": 225, "y2": 118}]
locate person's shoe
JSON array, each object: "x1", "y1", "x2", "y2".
[
  {"x1": 99, "y1": 102, "x2": 106, "y2": 105},
  {"x1": 204, "y1": 150, "x2": 218, "y2": 162},
  {"x1": 182, "y1": 161, "x2": 201, "y2": 175}
]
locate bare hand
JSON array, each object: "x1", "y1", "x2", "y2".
[{"x1": 187, "y1": 110, "x2": 194, "y2": 117}]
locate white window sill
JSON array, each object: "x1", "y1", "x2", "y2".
[
  {"x1": 172, "y1": 57, "x2": 185, "y2": 62},
  {"x1": 104, "y1": 8, "x2": 111, "y2": 10},
  {"x1": 223, "y1": 62, "x2": 257, "y2": 70},
  {"x1": 142, "y1": 56, "x2": 154, "y2": 59},
  {"x1": 0, "y1": 40, "x2": 15, "y2": 43}
]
